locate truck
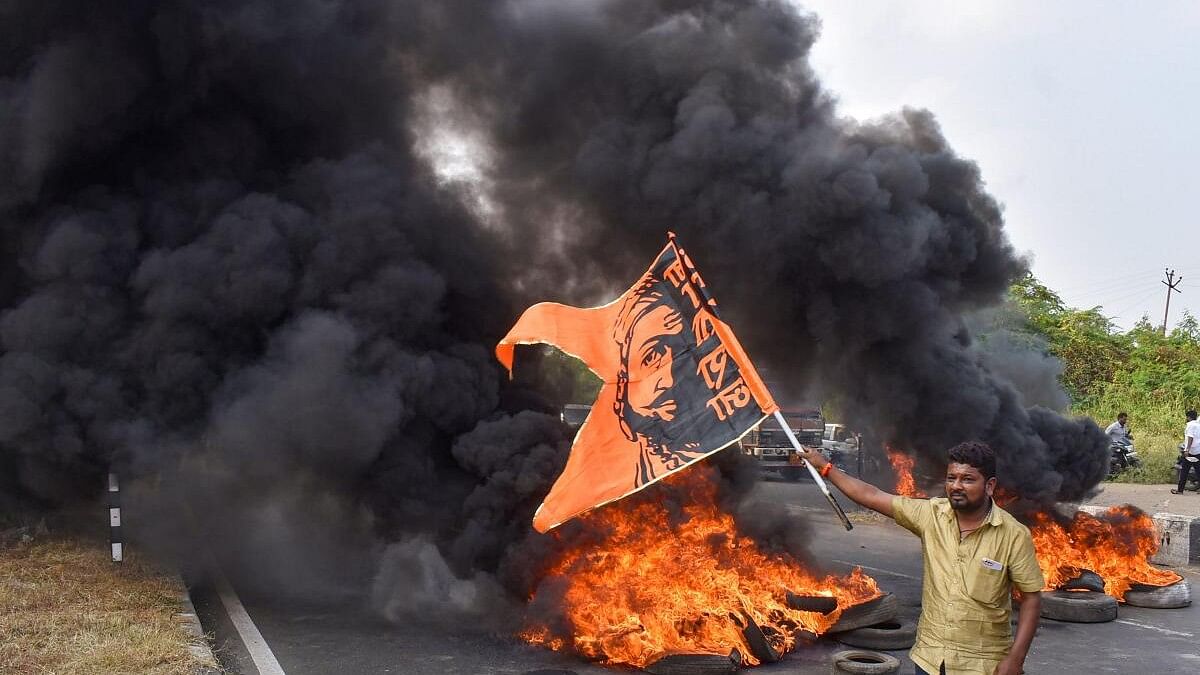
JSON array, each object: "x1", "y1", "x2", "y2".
[
  {"x1": 740, "y1": 407, "x2": 826, "y2": 480},
  {"x1": 560, "y1": 403, "x2": 591, "y2": 430}
]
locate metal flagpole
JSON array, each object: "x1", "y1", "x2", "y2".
[{"x1": 772, "y1": 410, "x2": 853, "y2": 531}]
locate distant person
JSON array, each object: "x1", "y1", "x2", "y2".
[
  {"x1": 1105, "y1": 412, "x2": 1132, "y2": 445},
  {"x1": 797, "y1": 441, "x2": 1042, "y2": 675},
  {"x1": 1172, "y1": 409, "x2": 1200, "y2": 495}
]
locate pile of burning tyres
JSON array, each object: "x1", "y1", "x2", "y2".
[
  {"x1": 1028, "y1": 506, "x2": 1190, "y2": 621},
  {"x1": 521, "y1": 467, "x2": 884, "y2": 671},
  {"x1": 886, "y1": 448, "x2": 1191, "y2": 625}
]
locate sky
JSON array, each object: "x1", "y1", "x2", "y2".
[{"x1": 798, "y1": 0, "x2": 1199, "y2": 331}]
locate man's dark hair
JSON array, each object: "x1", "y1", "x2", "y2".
[
  {"x1": 1117, "y1": 412, "x2": 1128, "y2": 419},
  {"x1": 1188, "y1": 410, "x2": 1198, "y2": 421},
  {"x1": 947, "y1": 441, "x2": 997, "y2": 480}
]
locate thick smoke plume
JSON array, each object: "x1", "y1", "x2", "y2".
[{"x1": 1, "y1": 0, "x2": 1105, "y2": 624}]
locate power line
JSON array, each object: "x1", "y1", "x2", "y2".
[
  {"x1": 1108, "y1": 288, "x2": 1164, "y2": 324},
  {"x1": 1081, "y1": 281, "x2": 1165, "y2": 309},
  {"x1": 1055, "y1": 270, "x2": 1162, "y2": 294}
]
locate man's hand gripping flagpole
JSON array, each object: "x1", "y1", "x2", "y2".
[{"x1": 772, "y1": 410, "x2": 853, "y2": 530}]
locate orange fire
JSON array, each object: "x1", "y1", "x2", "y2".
[
  {"x1": 522, "y1": 467, "x2": 880, "y2": 668},
  {"x1": 885, "y1": 446, "x2": 926, "y2": 498},
  {"x1": 1029, "y1": 505, "x2": 1181, "y2": 601}
]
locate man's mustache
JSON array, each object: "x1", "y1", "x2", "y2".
[{"x1": 647, "y1": 390, "x2": 676, "y2": 412}]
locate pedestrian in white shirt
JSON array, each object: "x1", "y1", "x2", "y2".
[{"x1": 1172, "y1": 409, "x2": 1200, "y2": 495}]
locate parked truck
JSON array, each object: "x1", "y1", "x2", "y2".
[{"x1": 740, "y1": 407, "x2": 826, "y2": 480}]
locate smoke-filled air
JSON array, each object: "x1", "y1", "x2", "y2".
[{"x1": 0, "y1": 0, "x2": 1107, "y2": 629}]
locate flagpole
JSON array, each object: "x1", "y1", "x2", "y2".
[{"x1": 772, "y1": 410, "x2": 853, "y2": 531}]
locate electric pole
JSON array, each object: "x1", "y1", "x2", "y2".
[{"x1": 1162, "y1": 268, "x2": 1183, "y2": 335}]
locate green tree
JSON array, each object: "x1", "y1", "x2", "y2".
[{"x1": 1008, "y1": 273, "x2": 1128, "y2": 405}]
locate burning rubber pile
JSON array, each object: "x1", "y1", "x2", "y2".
[
  {"x1": 1030, "y1": 506, "x2": 1182, "y2": 601},
  {"x1": 522, "y1": 468, "x2": 880, "y2": 669}
]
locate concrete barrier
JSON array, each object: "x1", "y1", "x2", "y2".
[
  {"x1": 1074, "y1": 505, "x2": 1198, "y2": 567},
  {"x1": 1148, "y1": 512, "x2": 1200, "y2": 567}
]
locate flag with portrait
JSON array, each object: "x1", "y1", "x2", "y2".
[{"x1": 496, "y1": 235, "x2": 778, "y2": 532}]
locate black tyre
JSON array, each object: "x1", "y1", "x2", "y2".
[
  {"x1": 1123, "y1": 580, "x2": 1191, "y2": 609},
  {"x1": 782, "y1": 466, "x2": 804, "y2": 481},
  {"x1": 643, "y1": 652, "x2": 738, "y2": 674},
  {"x1": 1040, "y1": 590, "x2": 1117, "y2": 623},
  {"x1": 833, "y1": 618, "x2": 917, "y2": 651},
  {"x1": 1060, "y1": 569, "x2": 1105, "y2": 593},
  {"x1": 830, "y1": 649, "x2": 901, "y2": 675},
  {"x1": 827, "y1": 593, "x2": 899, "y2": 633}
]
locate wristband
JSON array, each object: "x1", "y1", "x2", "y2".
[{"x1": 819, "y1": 462, "x2": 833, "y2": 478}]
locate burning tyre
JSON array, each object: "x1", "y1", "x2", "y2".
[
  {"x1": 642, "y1": 652, "x2": 739, "y2": 674},
  {"x1": 830, "y1": 649, "x2": 901, "y2": 674},
  {"x1": 825, "y1": 593, "x2": 899, "y2": 633},
  {"x1": 1039, "y1": 590, "x2": 1118, "y2": 623},
  {"x1": 1123, "y1": 580, "x2": 1192, "y2": 609},
  {"x1": 833, "y1": 618, "x2": 917, "y2": 651},
  {"x1": 1059, "y1": 569, "x2": 1105, "y2": 593}
]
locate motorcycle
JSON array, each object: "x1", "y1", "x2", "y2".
[
  {"x1": 1107, "y1": 440, "x2": 1141, "y2": 478},
  {"x1": 1174, "y1": 442, "x2": 1200, "y2": 491}
]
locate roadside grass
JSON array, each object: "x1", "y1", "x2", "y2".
[
  {"x1": 0, "y1": 531, "x2": 217, "y2": 675},
  {"x1": 1107, "y1": 431, "x2": 1178, "y2": 484}
]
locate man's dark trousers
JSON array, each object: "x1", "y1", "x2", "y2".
[{"x1": 1179, "y1": 457, "x2": 1200, "y2": 492}]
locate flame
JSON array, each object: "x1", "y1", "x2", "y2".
[
  {"x1": 1029, "y1": 505, "x2": 1181, "y2": 601},
  {"x1": 885, "y1": 446, "x2": 926, "y2": 498},
  {"x1": 522, "y1": 467, "x2": 880, "y2": 668}
]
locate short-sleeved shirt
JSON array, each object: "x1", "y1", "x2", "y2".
[
  {"x1": 1105, "y1": 421, "x2": 1130, "y2": 444},
  {"x1": 1185, "y1": 420, "x2": 1200, "y2": 455},
  {"x1": 892, "y1": 496, "x2": 1044, "y2": 675}
]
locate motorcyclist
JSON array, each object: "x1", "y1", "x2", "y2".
[{"x1": 1105, "y1": 412, "x2": 1132, "y2": 446}]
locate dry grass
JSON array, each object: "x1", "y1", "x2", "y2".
[{"x1": 0, "y1": 534, "x2": 218, "y2": 675}]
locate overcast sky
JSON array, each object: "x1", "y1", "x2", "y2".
[{"x1": 799, "y1": 0, "x2": 1198, "y2": 331}]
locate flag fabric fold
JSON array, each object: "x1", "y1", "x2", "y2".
[{"x1": 497, "y1": 235, "x2": 778, "y2": 532}]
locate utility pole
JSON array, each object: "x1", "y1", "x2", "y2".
[{"x1": 1162, "y1": 268, "x2": 1183, "y2": 335}]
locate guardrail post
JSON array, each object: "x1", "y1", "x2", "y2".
[{"x1": 108, "y1": 472, "x2": 122, "y2": 562}]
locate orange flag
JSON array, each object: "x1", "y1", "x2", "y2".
[{"x1": 497, "y1": 235, "x2": 778, "y2": 532}]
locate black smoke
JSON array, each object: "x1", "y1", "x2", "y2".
[
  {"x1": 1, "y1": 0, "x2": 1105, "y2": 624},
  {"x1": 393, "y1": 0, "x2": 1107, "y2": 502}
]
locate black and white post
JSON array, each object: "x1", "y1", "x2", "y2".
[{"x1": 108, "y1": 472, "x2": 122, "y2": 562}]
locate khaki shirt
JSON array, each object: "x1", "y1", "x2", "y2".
[{"x1": 893, "y1": 497, "x2": 1044, "y2": 675}]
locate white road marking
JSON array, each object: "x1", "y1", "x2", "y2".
[
  {"x1": 1114, "y1": 619, "x2": 1194, "y2": 638},
  {"x1": 831, "y1": 559, "x2": 920, "y2": 581},
  {"x1": 213, "y1": 570, "x2": 288, "y2": 675}
]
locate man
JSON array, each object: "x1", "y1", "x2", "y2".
[
  {"x1": 1105, "y1": 412, "x2": 1131, "y2": 445},
  {"x1": 798, "y1": 441, "x2": 1042, "y2": 675},
  {"x1": 1172, "y1": 409, "x2": 1200, "y2": 495}
]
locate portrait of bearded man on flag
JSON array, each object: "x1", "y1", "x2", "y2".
[
  {"x1": 496, "y1": 235, "x2": 778, "y2": 532},
  {"x1": 612, "y1": 272, "x2": 711, "y2": 487}
]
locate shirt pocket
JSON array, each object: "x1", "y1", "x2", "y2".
[{"x1": 965, "y1": 562, "x2": 1008, "y2": 607}]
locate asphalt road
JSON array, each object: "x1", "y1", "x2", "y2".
[{"x1": 192, "y1": 477, "x2": 1200, "y2": 675}]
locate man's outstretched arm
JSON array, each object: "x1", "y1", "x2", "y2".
[{"x1": 796, "y1": 446, "x2": 896, "y2": 518}]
